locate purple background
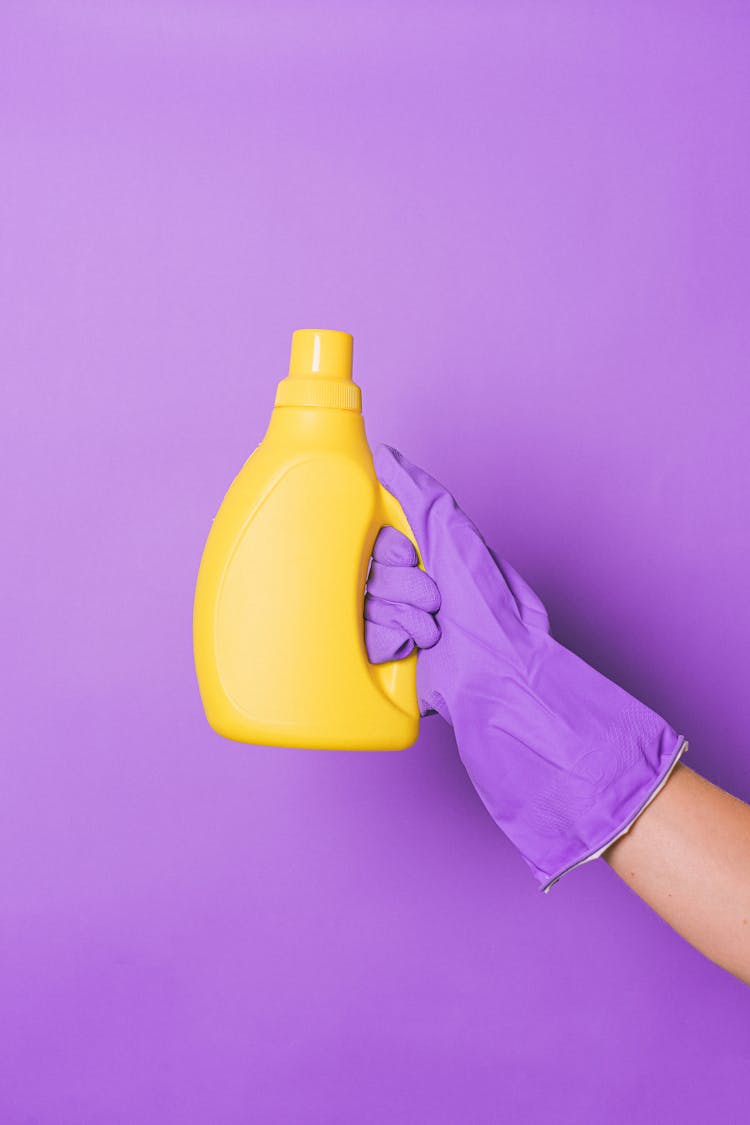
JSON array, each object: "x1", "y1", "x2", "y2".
[{"x1": 2, "y1": 2, "x2": 749, "y2": 1122}]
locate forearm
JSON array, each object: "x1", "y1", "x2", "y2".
[{"x1": 604, "y1": 764, "x2": 750, "y2": 984}]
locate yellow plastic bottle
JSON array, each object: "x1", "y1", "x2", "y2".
[{"x1": 193, "y1": 329, "x2": 420, "y2": 750}]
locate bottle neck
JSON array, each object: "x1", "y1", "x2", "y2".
[{"x1": 265, "y1": 403, "x2": 369, "y2": 456}]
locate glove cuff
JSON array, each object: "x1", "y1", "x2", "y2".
[{"x1": 535, "y1": 732, "x2": 688, "y2": 891}]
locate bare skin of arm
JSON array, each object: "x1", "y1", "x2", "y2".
[{"x1": 604, "y1": 764, "x2": 750, "y2": 984}]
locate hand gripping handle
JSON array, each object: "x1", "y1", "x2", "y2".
[{"x1": 365, "y1": 481, "x2": 422, "y2": 723}]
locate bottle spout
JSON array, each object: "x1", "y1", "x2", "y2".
[
  {"x1": 288, "y1": 329, "x2": 353, "y2": 381},
  {"x1": 276, "y1": 329, "x2": 361, "y2": 412}
]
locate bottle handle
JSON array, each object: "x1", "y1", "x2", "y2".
[{"x1": 365, "y1": 482, "x2": 421, "y2": 721}]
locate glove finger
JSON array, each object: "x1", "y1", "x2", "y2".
[
  {"x1": 365, "y1": 620, "x2": 415, "y2": 664},
  {"x1": 366, "y1": 559, "x2": 441, "y2": 613},
  {"x1": 374, "y1": 444, "x2": 479, "y2": 565},
  {"x1": 373, "y1": 445, "x2": 447, "y2": 536},
  {"x1": 365, "y1": 594, "x2": 441, "y2": 650},
  {"x1": 371, "y1": 525, "x2": 418, "y2": 566}
]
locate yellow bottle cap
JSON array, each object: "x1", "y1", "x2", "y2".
[
  {"x1": 288, "y1": 329, "x2": 353, "y2": 380},
  {"x1": 275, "y1": 329, "x2": 362, "y2": 411}
]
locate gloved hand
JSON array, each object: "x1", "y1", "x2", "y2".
[{"x1": 366, "y1": 445, "x2": 686, "y2": 890}]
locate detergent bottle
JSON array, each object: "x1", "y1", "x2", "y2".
[{"x1": 193, "y1": 329, "x2": 420, "y2": 750}]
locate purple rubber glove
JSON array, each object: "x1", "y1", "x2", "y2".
[{"x1": 366, "y1": 445, "x2": 686, "y2": 890}]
